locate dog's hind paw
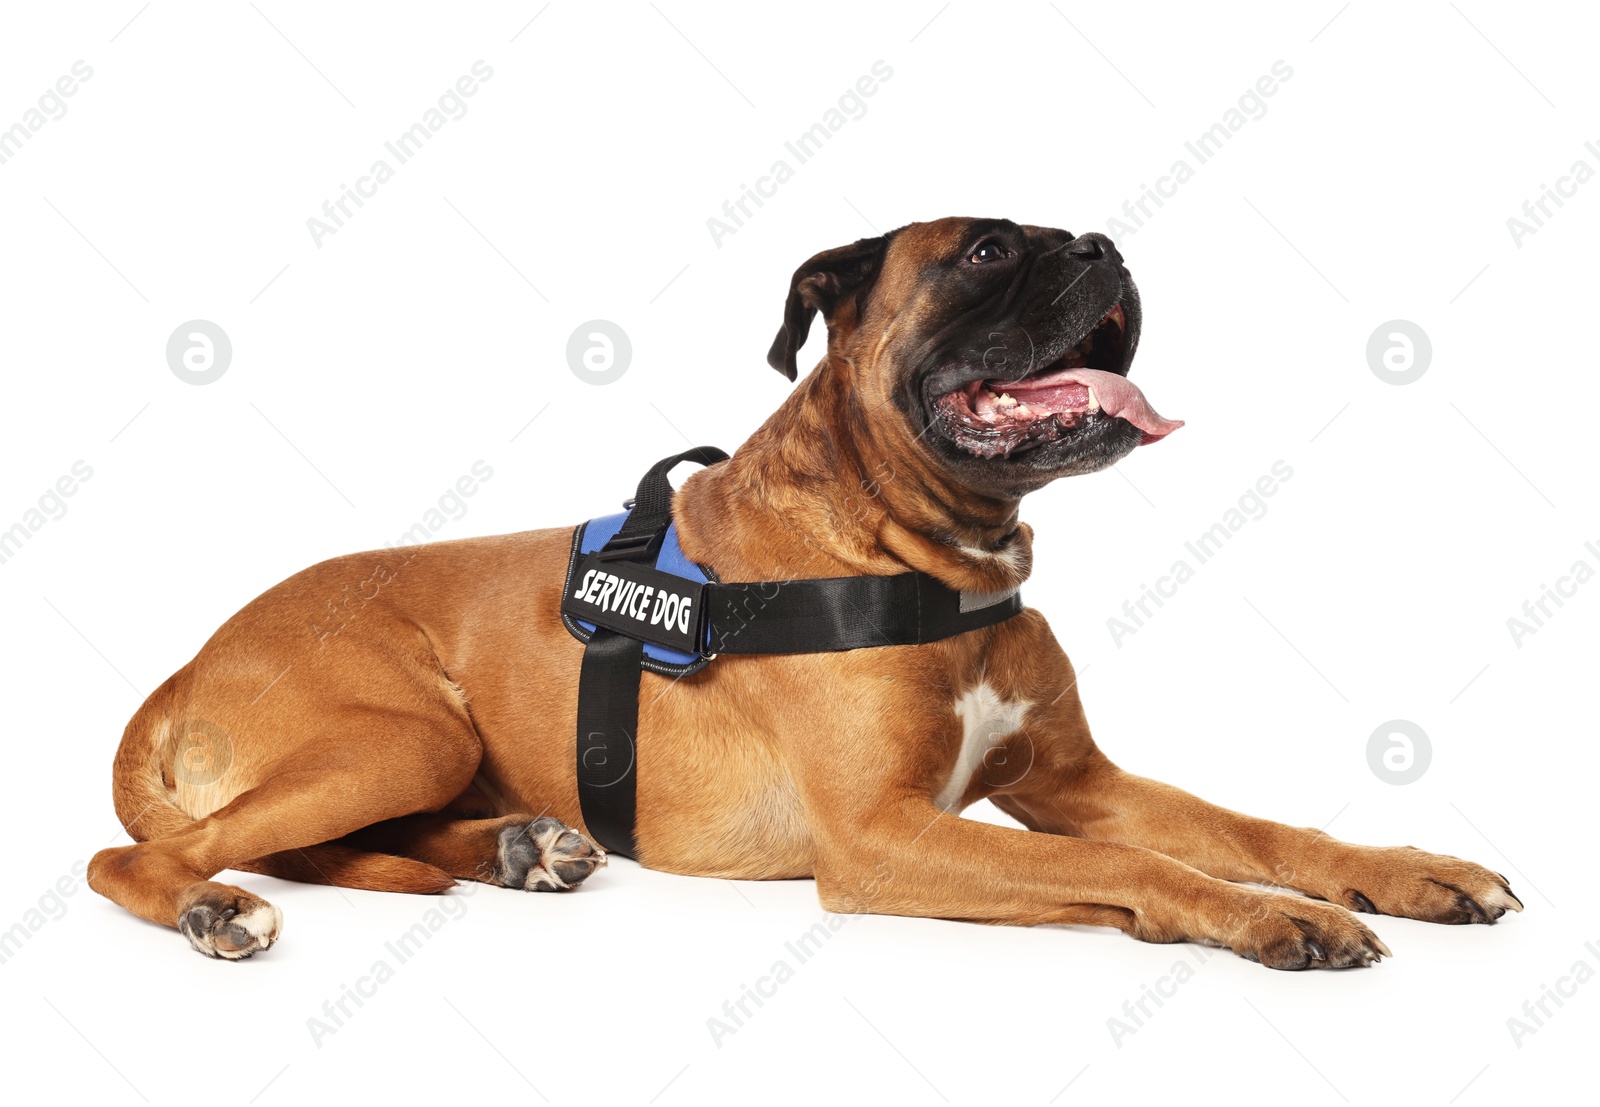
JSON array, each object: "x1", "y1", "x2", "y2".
[
  {"x1": 176, "y1": 882, "x2": 283, "y2": 960},
  {"x1": 496, "y1": 818, "x2": 606, "y2": 891}
]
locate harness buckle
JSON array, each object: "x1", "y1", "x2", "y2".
[{"x1": 592, "y1": 528, "x2": 665, "y2": 562}]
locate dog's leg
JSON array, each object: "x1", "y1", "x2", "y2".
[
  {"x1": 808, "y1": 797, "x2": 1389, "y2": 970},
  {"x1": 88, "y1": 712, "x2": 484, "y2": 959},
  {"x1": 348, "y1": 813, "x2": 606, "y2": 891},
  {"x1": 993, "y1": 752, "x2": 1522, "y2": 926}
]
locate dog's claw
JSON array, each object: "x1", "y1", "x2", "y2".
[
  {"x1": 1322, "y1": 850, "x2": 1526, "y2": 926},
  {"x1": 1229, "y1": 901, "x2": 1390, "y2": 971}
]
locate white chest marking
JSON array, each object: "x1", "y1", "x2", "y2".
[{"x1": 935, "y1": 682, "x2": 1031, "y2": 812}]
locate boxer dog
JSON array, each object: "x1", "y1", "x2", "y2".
[{"x1": 89, "y1": 217, "x2": 1520, "y2": 967}]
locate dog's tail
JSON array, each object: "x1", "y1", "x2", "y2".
[{"x1": 237, "y1": 845, "x2": 456, "y2": 894}]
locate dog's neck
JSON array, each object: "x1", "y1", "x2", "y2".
[{"x1": 676, "y1": 361, "x2": 1033, "y2": 594}]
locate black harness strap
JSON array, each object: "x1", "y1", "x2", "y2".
[
  {"x1": 704, "y1": 573, "x2": 1020, "y2": 655},
  {"x1": 567, "y1": 447, "x2": 1024, "y2": 859},
  {"x1": 574, "y1": 447, "x2": 727, "y2": 859}
]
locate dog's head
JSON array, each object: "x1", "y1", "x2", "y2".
[{"x1": 767, "y1": 216, "x2": 1181, "y2": 498}]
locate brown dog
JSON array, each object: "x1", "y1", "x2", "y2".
[{"x1": 89, "y1": 216, "x2": 1520, "y2": 966}]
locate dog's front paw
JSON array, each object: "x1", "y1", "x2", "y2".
[
  {"x1": 1219, "y1": 893, "x2": 1389, "y2": 971},
  {"x1": 495, "y1": 818, "x2": 606, "y2": 891},
  {"x1": 176, "y1": 882, "x2": 283, "y2": 960},
  {"x1": 1333, "y1": 846, "x2": 1523, "y2": 925}
]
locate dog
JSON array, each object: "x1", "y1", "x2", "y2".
[{"x1": 89, "y1": 216, "x2": 1520, "y2": 966}]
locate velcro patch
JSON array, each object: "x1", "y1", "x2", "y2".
[{"x1": 561, "y1": 555, "x2": 705, "y2": 655}]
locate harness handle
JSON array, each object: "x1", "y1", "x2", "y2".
[{"x1": 594, "y1": 446, "x2": 728, "y2": 561}]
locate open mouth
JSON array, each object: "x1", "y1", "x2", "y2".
[{"x1": 930, "y1": 303, "x2": 1182, "y2": 459}]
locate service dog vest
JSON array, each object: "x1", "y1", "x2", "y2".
[{"x1": 559, "y1": 447, "x2": 1024, "y2": 858}]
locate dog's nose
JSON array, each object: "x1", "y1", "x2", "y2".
[{"x1": 1065, "y1": 234, "x2": 1108, "y2": 260}]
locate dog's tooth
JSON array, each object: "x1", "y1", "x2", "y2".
[
  {"x1": 1087, "y1": 388, "x2": 1100, "y2": 412},
  {"x1": 996, "y1": 392, "x2": 1017, "y2": 408}
]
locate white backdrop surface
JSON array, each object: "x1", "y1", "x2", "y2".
[{"x1": 0, "y1": 2, "x2": 1595, "y2": 1104}]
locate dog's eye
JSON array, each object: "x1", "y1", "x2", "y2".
[{"x1": 967, "y1": 240, "x2": 1009, "y2": 264}]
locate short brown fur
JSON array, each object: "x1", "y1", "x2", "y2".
[{"x1": 90, "y1": 217, "x2": 1518, "y2": 967}]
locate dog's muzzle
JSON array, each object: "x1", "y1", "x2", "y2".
[{"x1": 930, "y1": 304, "x2": 1183, "y2": 460}]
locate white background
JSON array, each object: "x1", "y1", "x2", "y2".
[{"x1": 1, "y1": 2, "x2": 1595, "y2": 1103}]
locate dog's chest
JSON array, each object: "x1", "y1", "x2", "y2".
[{"x1": 935, "y1": 681, "x2": 1031, "y2": 812}]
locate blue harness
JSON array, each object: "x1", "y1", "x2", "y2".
[
  {"x1": 562, "y1": 510, "x2": 715, "y2": 674},
  {"x1": 558, "y1": 447, "x2": 1024, "y2": 859}
]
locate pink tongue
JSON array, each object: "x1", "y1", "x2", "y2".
[{"x1": 999, "y1": 367, "x2": 1184, "y2": 445}]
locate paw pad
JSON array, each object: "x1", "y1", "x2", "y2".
[
  {"x1": 177, "y1": 889, "x2": 282, "y2": 960},
  {"x1": 496, "y1": 818, "x2": 606, "y2": 892}
]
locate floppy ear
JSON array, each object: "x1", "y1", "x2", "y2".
[{"x1": 765, "y1": 234, "x2": 890, "y2": 381}]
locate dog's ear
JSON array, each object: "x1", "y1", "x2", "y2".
[{"x1": 766, "y1": 234, "x2": 890, "y2": 381}]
